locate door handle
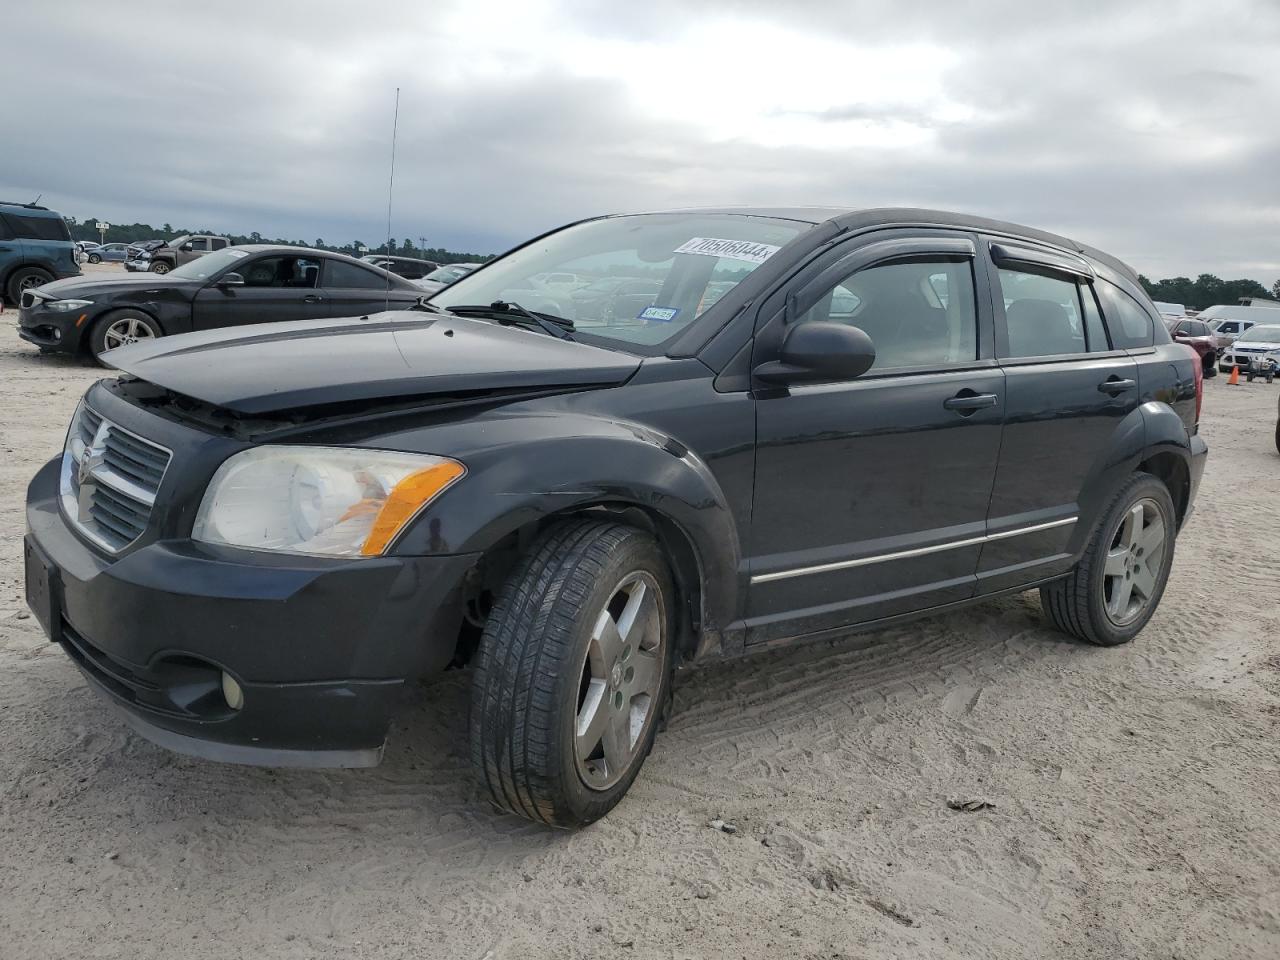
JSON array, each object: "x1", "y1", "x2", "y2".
[
  {"x1": 943, "y1": 392, "x2": 999, "y2": 413},
  {"x1": 303, "y1": 294, "x2": 324, "y2": 303},
  {"x1": 1098, "y1": 377, "x2": 1136, "y2": 394}
]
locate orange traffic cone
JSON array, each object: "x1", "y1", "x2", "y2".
[{"x1": 1227, "y1": 365, "x2": 1240, "y2": 385}]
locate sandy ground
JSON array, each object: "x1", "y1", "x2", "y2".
[{"x1": 1, "y1": 273, "x2": 1278, "y2": 959}]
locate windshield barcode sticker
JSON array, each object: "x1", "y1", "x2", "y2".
[{"x1": 673, "y1": 237, "x2": 781, "y2": 264}]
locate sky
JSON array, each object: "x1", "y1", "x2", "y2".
[{"x1": 2, "y1": 0, "x2": 1278, "y2": 281}]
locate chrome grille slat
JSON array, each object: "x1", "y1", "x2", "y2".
[{"x1": 60, "y1": 403, "x2": 171, "y2": 554}]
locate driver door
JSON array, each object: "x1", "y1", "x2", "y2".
[
  {"x1": 192, "y1": 254, "x2": 325, "y2": 330},
  {"x1": 746, "y1": 232, "x2": 1005, "y2": 645}
]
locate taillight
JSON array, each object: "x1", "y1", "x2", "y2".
[{"x1": 1187, "y1": 344, "x2": 1203, "y2": 425}]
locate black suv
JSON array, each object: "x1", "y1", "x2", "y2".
[
  {"x1": 0, "y1": 200, "x2": 80, "y2": 304},
  {"x1": 24, "y1": 208, "x2": 1206, "y2": 827}
]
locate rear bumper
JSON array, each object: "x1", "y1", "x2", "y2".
[{"x1": 26, "y1": 458, "x2": 478, "y2": 766}]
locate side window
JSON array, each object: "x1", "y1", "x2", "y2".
[
  {"x1": 8, "y1": 214, "x2": 70, "y2": 242},
  {"x1": 241, "y1": 256, "x2": 321, "y2": 288},
  {"x1": 797, "y1": 258, "x2": 978, "y2": 370},
  {"x1": 324, "y1": 260, "x2": 386, "y2": 289},
  {"x1": 211, "y1": 238, "x2": 228, "y2": 250},
  {"x1": 1098, "y1": 283, "x2": 1155, "y2": 348},
  {"x1": 1219, "y1": 321, "x2": 1239, "y2": 334},
  {"x1": 187, "y1": 238, "x2": 209, "y2": 252},
  {"x1": 997, "y1": 268, "x2": 1088, "y2": 357}
]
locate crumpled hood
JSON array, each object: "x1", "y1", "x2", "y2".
[{"x1": 104, "y1": 312, "x2": 642, "y2": 414}]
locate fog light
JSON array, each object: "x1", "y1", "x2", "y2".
[{"x1": 221, "y1": 671, "x2": 244, "y2": 711}]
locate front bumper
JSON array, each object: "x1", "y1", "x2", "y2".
[
  {"x1": 26, "y1": 457, "x2": 478, "y2": 767},
  {"x1": 123, "y1": 259, "x2": 152, "y2": 272},
  {"x1": 16, "y1": 303, "x2": 87, "y2": 352}
]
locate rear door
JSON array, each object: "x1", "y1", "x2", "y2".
[
  {"x1": 747, "y1": 232, "x2": 1005, "y2": 643},
  {"x1": 975, "y1": 239, "x2": 1141, "y2": 594},
  {"x1": 192, "y1": 253, "x2": 325, "y2": 330},
  {"x1": 320, "y1": 258, "x2": 418, "y2": 316}
]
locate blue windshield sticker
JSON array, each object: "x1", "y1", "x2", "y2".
[{"x1": 638, "y1": 306, "x2": 680, "y2": 323}]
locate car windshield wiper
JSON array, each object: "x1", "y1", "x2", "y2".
[
  {"x1": 447, "y1": 301, "x2": 576, "y2": 340},
  {"x1": 408, "y1": 296, "x2": 448, "y2": 314}
]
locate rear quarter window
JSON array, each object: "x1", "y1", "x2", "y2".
[{"x1": 1098, "y1": 282, "x2": 1155, "y2": 348}]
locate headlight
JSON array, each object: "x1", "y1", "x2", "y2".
[
  {"x1": 192, "y1": 446, "x2": 465, "y2": 557},
  {"x1": 138, "y1": 252, "x2": 151, "y2": 260},
  {"x1": 45, "y1": 298, "x2": 94, "y2": 313}
]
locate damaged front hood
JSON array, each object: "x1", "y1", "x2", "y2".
[{"x1": 104, "y1": 312, "x2": 642, "y2": 415}]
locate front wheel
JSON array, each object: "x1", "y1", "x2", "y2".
[
  {"x1": 89, "y1": 310, "x2": 160, "y2": 363},
  {"x1": 1040, "y1": 472, "x2": 1177, "y2": 646},
  {"x1": 470, "y1": 520, "x2": 674, "y2": 827},
  {"x1": 149, "y1": 261, "x2": 171, "y2": 274}
]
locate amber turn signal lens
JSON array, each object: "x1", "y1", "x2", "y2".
[{"x1": 360, "y1": 460, "x2": 466, "y2": 555}]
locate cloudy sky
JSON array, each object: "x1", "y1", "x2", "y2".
[{"x1": 3, "y1": 0, "x2": 1278, "y2": 280}]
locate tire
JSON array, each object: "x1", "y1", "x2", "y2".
[
  {"x1": 1202, "y1": 357, "x2": 1216, "y2": 378},
  {"x1": 88, "y1": 309, "x2": 161, "y2": 362},
  {"x1": 1274, "y1": 419, "x2": 1280, "y2": 456},
  {"x1": 1040, "y1": 472, "x2": 1177, "y2": 646},
  {"x1": 5, "y1": 266, "x2": 54, "y2": 305},
  {"x1": 149, "y1": 261, "x2": 171, "y2": 274},
  {"x1": 470, "y1": 520, "x2": 674, "y2": 827},
  {"x1": 87, "y1": 254, "x2": 102, "y2": 265}
]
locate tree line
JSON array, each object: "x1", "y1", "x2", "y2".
[
  {"x1": 1138, "y1": 273, "x2": 1280, "y2": 311},
  {"x1": 64, "y1": 217, "x2": 493, "y2": 266}
]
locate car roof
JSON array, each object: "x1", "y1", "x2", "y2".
[
  {"x1": 0, "y1": 200, "x2": 62, "y2": 217},
  {"x1": 625, "y1": 206, "x2": 1143, "y2": 285}
]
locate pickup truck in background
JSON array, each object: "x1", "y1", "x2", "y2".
[{"x1": 125, "y1": 234, "x2": 232, "y2": 274}]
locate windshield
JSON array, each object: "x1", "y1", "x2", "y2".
[
  {"x1": 1241, "y1": 325, "x2": 1280, "y2": 343},
  {"x1": 432, "y1": 213, "x2": 810, "y2": 348},
  {"x1": 167, "y1": 248, "x2": 249, "y2": 280}
]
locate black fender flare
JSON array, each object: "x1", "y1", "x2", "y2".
[
  {"x1": 1072, "y1": 400, "x2": 1194, "y2": 552},
  {"x1": 388, "y1": 413, "x2": 742, "y2": 656}
]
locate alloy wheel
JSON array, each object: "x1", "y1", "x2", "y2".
[
  {"x1": 102, "y1": 316, "x2": 156, "y2": 351},
  {"x1": 1101, "y1": 497, "x2": 1167, "y2": 626},
  {"x1": 574, "y1": 571, "x2": 664, "y2": 790}
]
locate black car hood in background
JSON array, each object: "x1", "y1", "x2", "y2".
[{"x1": 104, "y1": 313, "x2": 642, "y2": 414}]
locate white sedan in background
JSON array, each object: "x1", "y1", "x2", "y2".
[{"x1": 413, "y1": 262, "x2": 482, "y2": 294}]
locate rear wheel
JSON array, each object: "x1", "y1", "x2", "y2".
[
  {"x1": 89, "y1": 310, "x2": 160, "y2": 363},
  {"x1": 1202, "y1": 355, "x2": 1216, "y2": 378},
  {"x1": 470, "y1": 520, "x2": 673, "y2": 827},
  {"x1": 1040, "y1": 472, "x2": 1177, "y2": 646},
  {"x1": 6, "y1": 266, "x2": 53, "y2": 305},
  {"x1": 87, "y1": 253, "x2": 102, "y2": 265}
]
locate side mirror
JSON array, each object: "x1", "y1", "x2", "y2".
[
  {"x1": 218, "y1": 272, "x2": 245, "y2": 288},
  {"x1": 179, "y1": 242, "x2": 193, "y2": 252},
  {"x1": 754, "y1": 321, "x2": 876, "y2": 386}
]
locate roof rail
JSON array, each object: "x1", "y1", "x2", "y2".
[{"x1": 0, "y1": 200, "x2": 51, "y2": 211}]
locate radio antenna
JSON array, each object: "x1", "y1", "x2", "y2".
[{"x1": 384, "y1": 86, "x2": 400, "y2": 313}]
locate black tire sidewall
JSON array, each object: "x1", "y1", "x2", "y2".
[
  {"x1": 1084, "y1": 475, "x2": 1178, "y2": 645},
  {"x1": 551, "y1": 531, "x2": 674, "y2": 824}
]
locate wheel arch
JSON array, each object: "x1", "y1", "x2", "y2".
[
  {"x1": 388, "y1": 419, "x2": 744, "y2": 665},
  {"x1": 86, "y1": 305, "x2": 166, "y2": 353}
]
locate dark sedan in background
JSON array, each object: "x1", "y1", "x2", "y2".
[{"x1": 17, "y1": 245, "x2": 424, "y2": 362}]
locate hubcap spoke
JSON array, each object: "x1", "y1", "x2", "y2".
[
  {"x1": 1108, "y1": 574, "x2": 1134, "y2": 619},
  {"x1": 616, "y1": 580, "x2": 654, "y2": 646},
  {"x1": 591, "y1": 610, "x2": 623, "y2": 664},
  {"x1": 1119, "y1": 504, "x2": 1143, "y2": 551},
  {"x1": 1104, "y1": 547, "x2": 1129, "y2": 578},
  {"x1": 575, "y1": 680, "x2": 609, "y2": 761},
  {"x1": 626, "y1": 649, "x2": 659, "y2": 698},
  {"x1": 1138, "y1": 515, "x2": 1166, "y2": 557},
  {"x1": 1131, "y1": 560, "x2": 1158, "y2": 601},
  {"x1": 601, "y1": 710, "x2": 631, "y2": 771}
]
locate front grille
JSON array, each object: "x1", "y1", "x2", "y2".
[{"x1": 62, "y1": 405, "x2": 171, "y2": 553}]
